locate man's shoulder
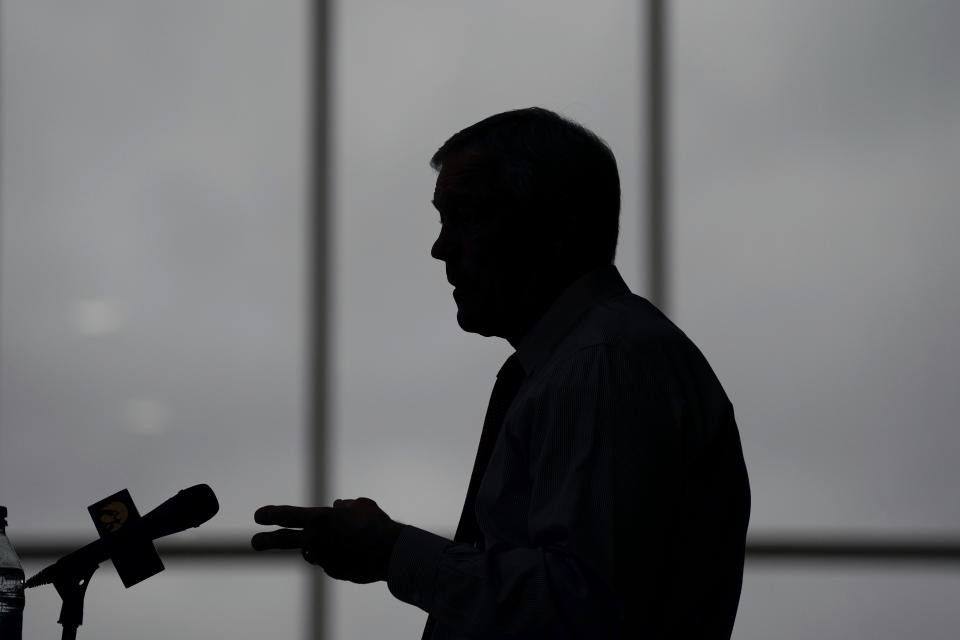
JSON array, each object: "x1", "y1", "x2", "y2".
[
  {"x1": 531, "y1": 292, "x2": 737, "y2": 447},
  {"x1": 555, "y1": 291, "x2": 693, "y2": 362},
  {"x1": 530, "y1": 291, "x2": 731, "y2": 405}
]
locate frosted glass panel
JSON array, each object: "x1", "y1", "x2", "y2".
[
  {"x1": 673, "y1": 1, "x2": 960, "y2": 532},
  {"x1": 329, "y1": 0, "x2": 642, "y2": 637},
  {"x1": 735, "y1": 563, "x2": 960, "y2": 639},
  {"x1": 0, "y1": 1, "x2": 308, "y2": 536},
  {"x1": 20, "y1": 559, "x2": 307, "y2": 640}
]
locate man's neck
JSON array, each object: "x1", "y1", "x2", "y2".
[{"x1": 504, "y1": 271, "x2": 579, "y2": 349}]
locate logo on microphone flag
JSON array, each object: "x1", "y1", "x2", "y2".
[{"x1": 96, "y1": 501, "x2": 129, "y2": 533}]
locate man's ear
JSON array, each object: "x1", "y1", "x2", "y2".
[
  {"x1": 552, "y1": 235, "x2": 565, "y2": 254},
  {"x1": 553, "y1": 214, "x2": 578, "y2": 256}
]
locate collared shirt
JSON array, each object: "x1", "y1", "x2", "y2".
[{"x1": 388, "y1": 264, "x2": 751, "y2": 639}]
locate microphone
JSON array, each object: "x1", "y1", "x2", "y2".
[{"x1": 25, "y1": 484, "x2": 219, "y2": 588}]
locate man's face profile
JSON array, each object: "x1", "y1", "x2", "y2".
[{"x1": 430, "y1": 152, "x2": 540, "y2": 342}]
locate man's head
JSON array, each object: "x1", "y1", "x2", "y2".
[{"x1": 429, "y1": 107, "x2": 620, "y2": 345}]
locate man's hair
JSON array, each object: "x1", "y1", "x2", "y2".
[{"x1": 430, "y1": 107, "x2": 620, "y2": 268}]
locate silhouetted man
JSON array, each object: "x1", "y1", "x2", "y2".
[{"x1": 252, "y1": 107, "x2": 751, "y2": 638}]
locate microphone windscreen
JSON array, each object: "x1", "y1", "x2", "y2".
[{"x1": 142, "y1": 484, "x2": 219, "y2": 539}]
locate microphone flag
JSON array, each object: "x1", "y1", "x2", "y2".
[{"x1": 87, "y1": 489, "x2": 164, "y2": 588}]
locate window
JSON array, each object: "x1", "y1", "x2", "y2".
[
  {"x1": 1, "y1": 1, "x2": 309, "y2": 637},
  {"x1": 4, "y1": 2, "x2": 957, "y2": 639}
]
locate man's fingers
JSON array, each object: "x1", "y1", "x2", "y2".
[
  {"x1": 252, "y1": 505, "x2": 338, "y2": 552},
  {"x1": 255, "y1": 505, "x2": 328, "y2": 527},
  {"x1": 251, "y1": 528, "x2": 306, "y2": 551},
  {"x1": 254, "y1": 505, "x2": 307, "y2": 527}
]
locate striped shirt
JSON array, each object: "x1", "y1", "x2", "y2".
[{"x1": 388, "y1": 264, "x2": 751, "y2": 638}]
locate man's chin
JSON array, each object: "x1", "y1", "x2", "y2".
[
  {"x1": 456, "y1": 312, "x2": 490, "y2": 336},
  {"x1": 455, "y1": 305, "x2": 498, "y2": 338}
]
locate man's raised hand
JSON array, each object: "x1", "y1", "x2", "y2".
[{"x1": 252, "y1": 497, "x2": 403, "y2": 584}]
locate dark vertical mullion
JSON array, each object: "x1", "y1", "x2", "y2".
[
  {"x1": 308, "y1": 1, "x2": 331, "y2": 639},
  {"x1": 0, "y1": 0, "x2": 5, "y2": 438},
  {"x1": 646, "y1": 0, "x2": 668, "y2": 313}
]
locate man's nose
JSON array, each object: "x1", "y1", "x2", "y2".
[{"x1": 431, "y1": 226, "x2": 454, "y2": 262}]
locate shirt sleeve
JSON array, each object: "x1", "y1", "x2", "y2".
[{"x1": 387, "y1": 344, "x2": 679, "y2": 638}]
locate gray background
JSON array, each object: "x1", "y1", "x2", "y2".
[{"x1": 1, "y1": 1, "x2": 958, "y2": 638}]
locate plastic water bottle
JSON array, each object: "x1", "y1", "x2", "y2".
[{"x1": 0, "y1": 506, "x2": 25, "y2": 640}]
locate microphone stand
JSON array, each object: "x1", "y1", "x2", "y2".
[
  {"x1": 52, "y1": 563, "x2": 99, "y2": 640},
  {"x1": 26, "y1": 484, "x2": 218, "y2": 637}
]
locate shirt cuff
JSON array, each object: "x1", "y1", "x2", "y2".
[{"x1": 386, "y1": 524, "x2": 452, "y2": 613}]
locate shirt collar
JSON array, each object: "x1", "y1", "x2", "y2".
[{"x1": 514, "y1": 264, "x2": 630, "y2": 377}]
